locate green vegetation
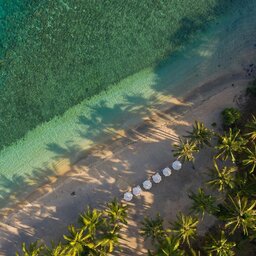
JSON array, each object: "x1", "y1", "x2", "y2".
[
  {"x1": 0, "y1": 0, "x2": 234, "y2": 150},
  {"x1": 245, "y1": 115, "x2": 256, "y2": 141},
  {"x1": 142, "y1": 120, "x2": 256, "y2": 255},
  {"x1": 188, "y1": 188, "x2": 218, "y2": 217},
  {"x1": 207, "y1": 161, "x2": 236, "y2": 192},
  {"x1": 16, "y1": 85, "x2": 256, "y2": 255},
  {"x1": 185, "y1": 121, "x2": 213, "y2": 148},
  {"x1": 171, "y1": 213, "x2": 199, "y2": 247},
  {"x1": 216, "y1": 128, "x2": 246, "y2": 162},
  {"x1": 141, "y1": 108, "x2": 256, "y2": 255},
  {"x1": 140, "y1": 214, "x2": 165, "y2": 243},
  {"x1": 221, "y1": 108, "x2": 241, "y2": 128},
  {"x1": 204, "y1": 231, "x2": 236, "y2": 256},
  {"x1": 172, "y1": 138, "x2": 199, "y2": 163},
  {"x1": 16, "y1": 199, "x2": 128, "y2": 256},
  {"x1": 17, "y1": 115, "x2": 256, "y2": 255}
]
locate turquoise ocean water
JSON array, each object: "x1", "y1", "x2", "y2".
[
  {"x1": 0, "y1": 0, "x2": 256, "y2": 208},
  {"x1": 0, "y1": 0, "x2": 231, "y2": 150}
]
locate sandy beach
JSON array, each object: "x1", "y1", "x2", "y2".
[
  {"x1": 0, "y1": 1, "x2": 256, "y2": 255},
  {"x1": 0, "y1": 71, "x2": 252, "y2": 255}
]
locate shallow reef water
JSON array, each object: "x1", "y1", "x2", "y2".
[{"x1": 0, "y1": 0, "x2": 235, "y2": 150}]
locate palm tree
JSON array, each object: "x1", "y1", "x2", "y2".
[
  {"x1": 215, "y1": 128, "x2": 246, "y2": 162},
  {"x1": 63, "y1": 225, "x2": 92, "y2": 256},
  {"x1": 188, "y1": 188, "x2": 218, "y2": 217},
  {"x1": 45, "y1": 242, "x2": 69, "y2": 256},
  {"x1": 245, "y1": 114, "x2": 256, "y2": 141},
  {"x1": 171, "y1": 213, "x2": 198, "y2": 247},
  {"x1": 242, "y1": 142, "x2": 256, "y2": 173},
  {"x1": 105, "y1": 198, "x2": 128, "y2": 225},
  {"x1": 153, "y1": 235, "x2": 185, "y2": 256},
  {"x1": 172, "y1": 138, "x2": 199, "y2": 163},
  {"x1": 190, "y1": 248, "x2": 202, "y2": 256},
  {"x1": 98, "y1": 225, "x2": 121, "y2": 254},
  {"x1": 204, "y1": 231, "x2": 236, "y2": 256},
  {"x1": 79, "y1": 207, "x2": 102, "y2": 236},
  {"x1": 185, "y1": 121, "x2": 213, "y2": 148},
  {"x1": 16, "y1": 241, "x2": 44, "y2": 256},
  {"x1": 233, "y1": 172, "x2": 256, "y2": 198},
  {"x1": 224, "y1": 195, "x2": 256, "y2": 235},
  {"x1": 207, "y1": 160, "x2": 236, "y2": 192},
  {"x1": 140, "y1": 214, "x2": 166, "y2": 242}
]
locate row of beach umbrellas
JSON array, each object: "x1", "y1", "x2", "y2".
[{"x1": 123, "y1": 160, "x2": 182, "y2": 201}]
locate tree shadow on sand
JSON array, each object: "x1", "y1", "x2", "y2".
[
  {"x1": 0, "y1": 167, "x2": 55, "y2": 210},
  {"x1": 45, "y1": 92, "x2": 190, "y2": 167},
  {"x1": 0, "y1": 1, "x2": 226, "y2": 216},
  {"x1": 0, "y1": 2, "x2": 234, "y2": 253},
  {"x1": 1, "y1": 133, "x2": 206, "y2": 255}
]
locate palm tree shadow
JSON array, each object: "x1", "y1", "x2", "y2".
[
  {"x1": 1, "y1": 1, "x2": 235, "y2": 254},
  {"x1": 77, "y1": 94, "x2": 155, "y2": 139},
  {"x1": 0, "y1": 167, "x2": 55, "y2": 210}
]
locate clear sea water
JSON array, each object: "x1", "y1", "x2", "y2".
[{"x1": 0, "y1": 0, "x2": 256, "y2": 208}]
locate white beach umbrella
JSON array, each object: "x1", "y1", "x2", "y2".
[
  {"x1": 152, "y1": 173, "x2": 162, "y2": 183},
  {"x1": 162, "y1": 167, "x2": 172, "y2": 177},
  {"x1": 132, "y1": 185, "x2": 142, "y2": 196},
  {"x1": 143, "y1": 180, "x2": 152, "y2": 190},
  {"x1": 172, "y1": 160, "x2": 182, "y2": 171},
  {"x1": 123, "y1": 192, "x2": 133, "y2": 201}
]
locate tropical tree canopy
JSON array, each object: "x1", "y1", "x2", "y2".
[
  {"x1": 172, "y1": 138, "x2": 199, "y2": 163},
  {"x1": 151, "y1": 235, "x2": 185, "y2": 256},
  {"x1": 189, "y1": 188, "x2": 218, "y2": 217},
  {"x1": 16, "y1": 241, "x2": 44, "y2": 256},
  {"x1": 215, "y1": 128, "x2": 246, "y2": 162},
  {"x1": 242, "y1": 142, "x2": 256, "y2": 173},
  {"x1": 140, "y1": 214, "x2": 166, "y2": 243},
  {"x1": 207, "y1": 160, "x2": 237, "y2": 192},
  {"x1": 171, "y1": 213, "x2": 199, "y2": 247},
  {"x1": 16, "y1": 95, "x2": 256, "y2": 255},
  {"x1": 185, "y1": 121, "x2": 213, "y2": 148},
  {"x1": 221, "y1": 107, "x2": 241, "y2": 128},
  {"x1": 204, "y1": 231, "x2": 236, "y2": 256},
  {"x1": 224, "y1": 195, "x2": 256, "y2": 235},
  {"x1": 245, "y1": 114, "x2": 256, "y2": 141}
]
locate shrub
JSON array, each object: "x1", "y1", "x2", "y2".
[{"x1": 221, "y1": 108, "x2": 241, "y2": 128}]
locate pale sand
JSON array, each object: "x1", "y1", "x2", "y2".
[
  {"x1": 0, "y1": 72, "x2": 251, "y2": 255},
  {"x1": 0, "y1": 2, "x2": 256, "y2": 254}
]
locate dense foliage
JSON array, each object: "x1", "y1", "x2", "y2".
[
  {"x1": 142, "y1": 115, "x2": 256, "y2": 255},
  {"x1": 0, "y1": 0, "x2": 234, "y2": 150},
  {"x1": 16, "y1": 199, "x2": 128, "y2": 256},
  {"x1": 16, "y1": 98, "x2": 256, "y2": 255},
  {"x1": 221, "y1": 108, "x2": 241, "y2": 128}
]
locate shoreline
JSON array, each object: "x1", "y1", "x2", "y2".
[
  {"x1": 0, "y1": 70, "x2": 251, "y2": 254},
  {"x1": 1, "y1": 1, "x2": 256, "y2": 253},
  {"x1": 1, "y1": 0, "x2": 256, "y2": 214},
  {"x1": 0, "y1": 71, "x2": 249, "y2": 219}
]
